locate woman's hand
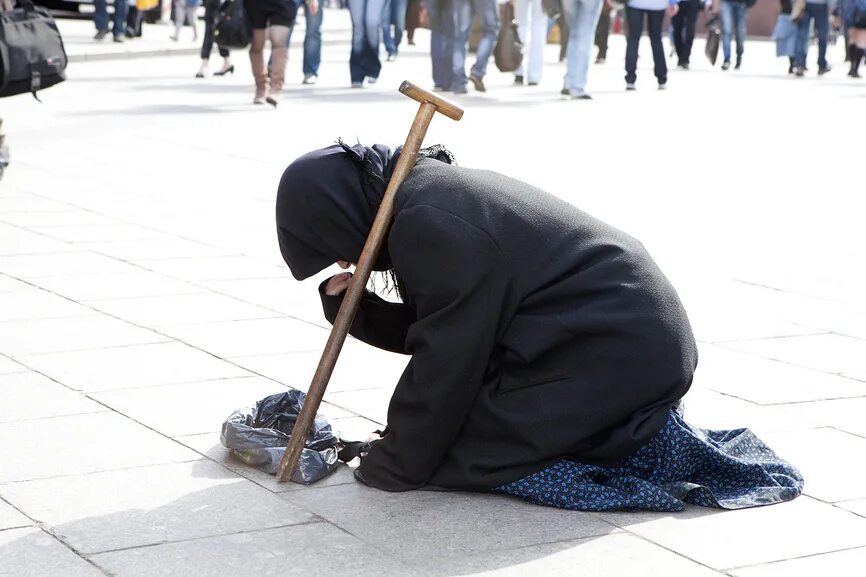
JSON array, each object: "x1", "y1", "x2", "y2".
[{"x1": 324, "y1": 272, "x2": 353, "y2": 296}]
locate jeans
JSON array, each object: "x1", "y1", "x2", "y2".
[
  {"x1": 287, "y1": 0, "x2": 324, "y2": 75},
  {"x1": 515, "y1": 0, "x2": 546, "y2": 83},
  {"x1": 382, "y1": 0, "x2": 407, "y2": 55},
  {"x1": 348, "y1": 0, "x2": 386, "y2": 82},
  {"x1": 202, "y1": 0, "x2": 230, "y2": 59},
  {"x1": 452, "y1": 0, "x2": 499, "y2": 88},
  {"x1": 672, "y1": 0, "x2": 700, "y2": 65},
  {"x1": 720, "y1": 0, "x2": 747, "y2": 63},
  {"x1": 427, "y1": 0, "x2": 454, "y2": 89},
  {"x1": 562, "y1": 0, "x2": 604, "y2": 95},
  {"x1": 625, "y1": 6, "x2": 666, "y2": 84},
  {"x1": 795, "y1": 3, "x2": 830, "y2": 69},
  {"x1": 93, "y1": 0, "x2": 127, "y2": 35}
]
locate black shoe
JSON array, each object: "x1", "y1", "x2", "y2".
[
  {"x1": 195, "y1": 72, "x2": 206, "y2": 78},
  {"x1": 735, "y1": 56, "x2": 742, "y2": 69},
  {"x1": 214, "y1": 65, "x2": 235, "y2": 77},
  {"x1": 818, "y1": 65, "x2": 831, "y2": 76},
  {"x1": 469, "y1": 73, "x2": 486, "y2": 92},
  {"x1": 113, "y1": 34, "x2": 124, "y2": 43},
  {"x1": 795, "y1": 67, "x2": 805, "y2": 77},
  {"x1": 677, "y1": 63, "x2": 689, "y2": 70},
  {"x1": 721, "y1": 61, "x2": 731, "y2": 71},
  {"x1": 625, "y1": 83, "x2": 636, "y2": 91},
  {"x1": 849, "y1": 70, "x2": 862, "y2": 78},
  {"x1": 94, "y1": 30, "x2": 108, "y2": 40},
  {"x1": 514, "y1": 75, "x2": 524, "y2": 85}
]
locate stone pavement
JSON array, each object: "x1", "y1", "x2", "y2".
[{"x1": 2, "y1": 9, "x2": 866, "y2": 576}]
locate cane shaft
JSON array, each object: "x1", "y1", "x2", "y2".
[{"x1": 276, "y1": 103, "x2": 438, "y2": 482}]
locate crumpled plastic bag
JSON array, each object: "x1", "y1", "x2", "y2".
[{"x1": 221, "y1": 389, "x2": 341, "y2": 484}]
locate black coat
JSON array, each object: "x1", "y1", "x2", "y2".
[{"x1": 278, "y1": 149, "x2": 697, "y2": 492}]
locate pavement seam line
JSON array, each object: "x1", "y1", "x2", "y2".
[{"x1": 721, "y1": 543, "x2": 866, "y2": 572}]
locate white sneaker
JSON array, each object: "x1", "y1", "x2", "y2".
[{"x1": 303, "y1": 74, "x2": 318, "y2": 85}]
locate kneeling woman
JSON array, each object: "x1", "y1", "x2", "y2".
[{"x1": 275, "y1": 143, "x2": 803, "y2": 511}]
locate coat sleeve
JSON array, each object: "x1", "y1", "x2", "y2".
[
  {"x1": 355, "y1": 204, "x2": 510, "y2": 491},
  {"x1": 319, "y1": 278, "x2": 416, "y2": 355}
]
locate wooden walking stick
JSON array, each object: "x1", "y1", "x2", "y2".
[{"x1": 276, "y1": 81, "x2": 464, "y2": 482}]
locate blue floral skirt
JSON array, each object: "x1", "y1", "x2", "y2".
[{"x1": 494, "y1": 406, "x2": 804, "y2": 511}]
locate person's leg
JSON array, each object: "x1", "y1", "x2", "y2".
[
  {"x1": 383, "y1": 0, "x2": 396, "y2": 56},
  {"x1": 348, "y1": 0, "x2": 368, "y2": 83},
  {"x1": 304, "y1": 2, "x2": 323, "y2": 76},
  {"x1": 469, "y1": 0, "x2": 499, "y2": 80},
  {"x1": 647, "y1": 8, "x2": 666, "y2": 84},
  {"x1": 566, "y1": 0, "x2": 604, "y2": 95},
  {"x1": 683, "y1": 0, "x2": 699, "y2": 65},
  {"x1": 364, "y1": 0, "x2": 385, "y2": 79},
  {"x1": 794, "y1": 6, "x2": 811, "y2": 69},
  {"x1": 595, "y1": 4, "x2": 610, "y2": 61},
  {"x1": 733, "y1": 2, "x2": 746, "y2": 66},
  {"x1": 450, "y1": 0, "x2": 472, "y2": 90},
  {"x1": 392, "y1": 0, "x2": 407, "y2": 50},
  {"x1": 250, "y1": 28, "x2": 268, "y2": 101},
  {"x1": 624, "y1": 5, "x2": 643, "y2": 85},
  {"x1": 671, "y1": 3, "x2": 686, "y2": 65},
  {"x1": 268, "y1": 24, "x2": 290, "y2": 102},
  {"x1": 720, "y1": 0, "x2": 733, "y2": 65},
  {"x1": 810, "y1": 3, "x2": 829, "y2": 70},
  {"x1": 173, "y1": 0, "x2": 184, "y2": 39},
  {"x1": 93, "y1": 0, "x2": 109, "y2": 34},
  {"x1": 201, "y1": 0, "x2": 220, "y2": 61},
  {"x1": 187, "y1": 7, "x2": 199, "y2": 40},
  {"x1": 514, "y1": 0, "x2": 530, "y2": 80},
  {"x1": 406, "y1": 0, "x2": 419, "y2": 44},
  {"x1": 112, "y1": 0, "x2": 128, "y2": 38},
  {"x1": 522, "y1": 0, "x2": 545, "y2": 82}
]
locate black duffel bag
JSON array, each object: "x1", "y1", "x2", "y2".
[
  {"x1": 494, "y1": 2, "x2": 524, "y2": 73},
  {"x1": 0, "y1": 0, "x2": 67, "y2": 99},
  {"x1": 214, "y1": 0, "x2": 252, "y2": 50}
]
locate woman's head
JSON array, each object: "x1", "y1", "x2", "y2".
[{"x1": 275, "y1": 143, "x2": 395, "y2": 280}]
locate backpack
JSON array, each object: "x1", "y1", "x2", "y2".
[{"x1": 0, "y1": 0, "x2": 67, "y2": 99}]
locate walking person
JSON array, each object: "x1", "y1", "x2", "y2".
[
  {"x1": 287, "y1": 0, "x2": 324, "y2": 84},
  {"x1": 428, "y1": 0, "x2": 455, "y2": 91},
  {"x1": 348, "y1": 0, "x2": 386, "y2": 86},
  {"x1": 244, "y1": 0, "x2": 305, "y2": 106},
  {"x1": 451, "y1": 0, "x2": 499, "y2": 92},
  {"x1": 274, "y1": 141, "x2": 804, "y2": 511},
  {"x1": 405, "y1": 0, "x2": 421, "y2": 45},
  {"x1": 793, "y1": 0, "x2": 837, "y2": 75},
  {"x1": 594, "y1": 0, "x2": 611, "y2": 64},
  {"x1": 774, "y1": 0, "x2": 799, "y2": 74},
  {"x1": 843, "y1": 0, "x2": 866, "y2": 77},
  {"x1": 514, "y1": 0, "x2": 546, "y2": 85},
  {"x1": 625, "y1": 0, "x2": 679, "y2": 90},
  {"x1": 719, "y1": 0, "x2": 750, "y2": 70},
  {"x1": 672, "y1": 0, "x2": 708, "y2": 68},
  {"x1": 93, "y1": 0, "x2": 128, "y2": 42},
  {"x1": 197, "y1": 0, "x2": 234, "y2": 78},
  {"x1": 383, "y1": 0, "x2": 407, "y2": 60},
  {"x1": 171, "y1": 0, "x2": 200, "y2": 42},
  {"x1": 561, "y1": 0, "x2": 605, "y2": 98}
]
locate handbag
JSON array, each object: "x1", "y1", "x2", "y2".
[
  {"x1": 494, "y1": 2, "x2": 524, "y2": 73},
  {"x1": 705, "y1": 14, "x2": 720, "y2": 66},
  {"x1": 136, "y1": 0, "x2": 158, "y2": 10},
  {"x1": 0, "y1": 0, "x2": 67, "y2": 100},
  {"x1": 214, "y1": 0, "x2": 252, "y2": 50}
]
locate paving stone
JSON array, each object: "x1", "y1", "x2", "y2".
[
  {"x1": 0, "y1": 276, "x2": 31, "y2": 293},
  {"x1": 90, "y1": 377, "x2": 287, "y2": 437},
  {"x1": 162, "y1": 318, "x2": 330, "y2": 358},
  {"x1": 81, "y1": 238, "x2": 232, "y2": 261},
  {"x1": 35, "y1": 224, "x2": 169, "y2": 244},
  {"x1": 679, "y1": 388, "x2": 817, "y2": 435},
  {"x1": 199, "y1": 277, "x2": 326, "y2": 325},
  {"x1": 86, "y1": 293, "x2": 278, "y2": 327},
  {"x1": 0, "y1": 223, "x2": 78, "y2": 256},
  {"x1": 176, "y1": 433, "x2": 357, "y2": 494},
  {"x1": 688, "y1": 307, "x2": 816, "y2": 344},
  {"x1": 18, "y1": 342, "x2": 251, "y2": 392},
  {"x1": 0, "y1": 315, "x2": 167, "y2": 356},
  {"x1": 30, "y1": 271, "x2": 202, "y2": 301},
  {"x1": 0, "y1": 461, "x2": 314, "y2": 554},
  {"x1": 280, "y1": 482, "x2": 617, "y2": 562},
  {"x1": 837, "y1": 499, "x2": 866, "y2": 518},
  {"x1": 722, "y1": 334, "x2": 866, "y2": 375},
  {"x1": 0, "y1": 356, "x2": 26, "y2": 375},
  {"x1": 0, "y1": 210, "x2": 117, "y2": 228},
  {"x1": 599, "y1": 497, "x2": 866, "y2": 570},
  {"x1": 0, "y1": 527, "x2": 105, "y2": 577},
  {"x1": 0, "y1": 289, "x2": 93, "y2": 322},
  {"x1": 777, "y1": 397, "x2": 866, "y2": 439},
  {"x1": 692, "y1": 345, "x2": 866, "y2": 405},
  {"x1": 0, "y1": 412, "x2": 198, "y2": 483},
  {"x1": 0, "y1": 372, "x2": 106, "y2": 423},
  {"x1": 89, "y1": 523, "x2": 419, "y2": 577},
  {"x1": 323, "y1": 388, "x2": 392, "y2": 425},
  {"x1": 424, "y1": 532, "x2": 725, "y2": 577},
  {"x1": 758, "y1": 428, "x2": 866, "y2": 503},
  {"x1": 231, "y1": 343, "x2": 408, "y2": 393},
  {"x1": 0, "y1": 500, "x2": 30, "y2": 530},
  {"x1": 133, "y1": 256, "x2": 288, "y2": 282},
  {"x1": 729, "y1": 546, "x2": 866, "y2": 577},
  {"x1": 0, "y1": 252, "x2": 139, "y2": 279}
]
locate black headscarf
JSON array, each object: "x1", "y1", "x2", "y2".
[{"x1": 275, "y1": 142, "x2": 454, "y2": 281}]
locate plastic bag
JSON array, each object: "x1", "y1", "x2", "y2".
[{"x1": 221, "y1": 389, "x2": 342, "y2": 484}]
